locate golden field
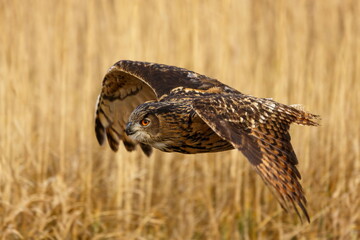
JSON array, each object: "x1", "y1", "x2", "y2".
[{"x1": 0, "y1": 0, "x2": 359, "y2": 239}]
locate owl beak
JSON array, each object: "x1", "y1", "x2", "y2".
[{"x1": 125, "y1": 122, "x2": 135, "y2": 136}]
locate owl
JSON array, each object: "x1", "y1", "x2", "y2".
[{"x1": 95, "y1": 60, "x2": 319, "y2": 222}]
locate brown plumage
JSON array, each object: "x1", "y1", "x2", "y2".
[{"x1": 95, "y1": 60, "x2": 320, "y2": 222}]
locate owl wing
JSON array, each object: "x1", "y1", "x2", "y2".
[
  {"x1": 95, "y1": 60, "x2": 224, "y2": 155},
  {"x1": 191, "y1": 92, "x2": 319, "y2": 222}
]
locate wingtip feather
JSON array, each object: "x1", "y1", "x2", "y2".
[
  {"x1": 95, "y1": 118, "x2": 106, "y2": 145},
  {"x1": 140, "y1": 143, "x2": 153, "y2": 157}
]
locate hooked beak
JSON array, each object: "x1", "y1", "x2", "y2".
[{"x1": 125, "y1": 122, "x2": 135, "y2": 136}]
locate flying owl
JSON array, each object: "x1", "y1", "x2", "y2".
[{"x1": 95, "y1": 60, "x2": 319, "y2": 222}]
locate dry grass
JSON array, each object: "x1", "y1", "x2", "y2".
[{"x1": 1, "y1": 0, "x2": 359, "y2": 239}]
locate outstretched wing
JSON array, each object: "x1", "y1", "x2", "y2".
[
  {"x1": 192, "y1": 91, "x2": 319, "y2": 222},
  {"x1": 95, "y1": 60, "x2": 224, "y2": 155}
]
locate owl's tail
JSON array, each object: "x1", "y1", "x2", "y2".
[{"x1": 289, "y1": 104, "x2": 320, "y2": 126}]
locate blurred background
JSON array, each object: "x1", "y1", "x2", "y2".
[{"x1": 0, "y1": 0, "x2": 359, "y2": 239}]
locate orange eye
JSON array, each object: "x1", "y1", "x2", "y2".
[{"x1": 140, "y1": 118, "x2": 150, "y2": 126}]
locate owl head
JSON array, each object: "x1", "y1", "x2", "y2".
[{"x1": 125, "y1": 101, "x2": 170, "y2": 146}]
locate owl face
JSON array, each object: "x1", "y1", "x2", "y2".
[{"x1": 125, "y1": 103, "x2": 161, "y2": 144}]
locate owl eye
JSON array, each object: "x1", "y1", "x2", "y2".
[{"x1": 140, "y1": 118, "x2": 151, "y2": 126}]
